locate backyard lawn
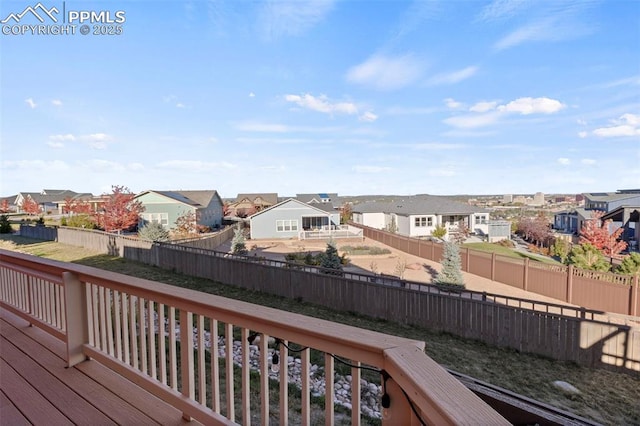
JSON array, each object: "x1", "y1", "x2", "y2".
[{"x1": 464, "y1": 242, "x2": 562, "y2": 265}]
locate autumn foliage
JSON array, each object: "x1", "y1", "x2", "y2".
[
  {"x1": 516, "y1": 213, "x2": 552, "y2": 247},
  {"x1": 21, "y1": 197, "x2": 41, "y2": 215},
  {"x1": 579, "y1": 210, "x2": 627, "y2": 257},
  {"x1": 93, "y1": 185, "x2": 144, "y2": 233},
  {"x1": 63, "y1": 196, "x2": 93, "y2": 215},
  {"x1": 0, "y1": 199, "x2": 10, "y2": 213}
]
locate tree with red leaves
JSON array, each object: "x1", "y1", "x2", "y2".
[
  {"x1": 0, "y1": 199, "x2": 10, "y2": 213},
  {"x1": 63, "y1": 196, "x2": 93, "y2": 215},
  {"x1": 22, "y1": 197, "x2": 41, "y2": 215},
  {"x1": 580, "y1": 210, "x2": 627, "y2": 257},
  {"x1": 93, "y1": 185, "x2": 144, "y2": 233}
]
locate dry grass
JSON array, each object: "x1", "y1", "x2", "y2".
[{"x1": 2, "y1": 235, "x2": 639, "y2": 425}]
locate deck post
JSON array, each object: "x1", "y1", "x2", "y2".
[
  {"x1": 382, "y1": 375, "x2": 415, "y2": 426},
  {"x1": 63, "y1": 271, "x2": 89, "y2": 367}
]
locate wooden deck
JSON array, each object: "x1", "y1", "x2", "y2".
[{"x1": 0, "y1": 308, "x2": 201, "y2": 426}]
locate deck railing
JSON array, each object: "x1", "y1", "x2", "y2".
[{"x1": 0, "y1": 249, "x2": 507, "y2": 425}]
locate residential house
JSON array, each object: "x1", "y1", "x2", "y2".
[
  {"x1": 135, "y1": 190, "x2": 224, "y2": 231},
  {"x1": 15, "y1": 189, "x2": 91, "y2": 214},
  {"x1": 583, "y1": 190, "x2": 640, "y2": 212},
  {"x1": 602, "y1": 206, "x2": 640, "y2": 252},
  {"x1": 553, "y1": 189, "x2": 640, "y2": 237},
  {"x1": 351, "y1": 195, "x2": 490, "y2": 240},
  {"x1": 225, "y1": 193, "x2": 278, "y2": 217},
  {"x1": 249, "y1": 198, "x2": 340, "y2": 239},
  {"x1": 553, "y1": 208, "x2": 594, "y2": 235},
  {"x1": 296, "y1": 193, "x2": 341, "y2": 209},
  {"x1": 0, "y1": 195, "x2": 17, "y2": 212}
]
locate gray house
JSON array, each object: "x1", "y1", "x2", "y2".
[
  {"x1": 250, "y1": 198, "x2": 340, "y2": 239},
  {"x1": 134, "y1": 190, "x2": 224, "y2": 231}
]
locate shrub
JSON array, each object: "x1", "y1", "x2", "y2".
[
  {"x1": 0, "y1": 215, "x2": 12, "y2": 234},
  {"x1": 494, "y1": 239, "x2": 515, "y2": 248},
  {"x1": 567, "y1": 243, "x2": 610, "y2": 272},
  {"x1": 138, "y1": 222, "x2": 170, "y2": 242},
  {"x1": 616, "y1": 253, "x2": 640, "y2": 276}
]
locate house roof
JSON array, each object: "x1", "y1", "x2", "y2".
[
  {"x1": 352, "y1": 195, "x2": 488, "y2": 216},
  {"x1": 138, "y1": 190, "x2": 222, "y2": 208},
  {"x1": 235, "y1": 193, "x2": 278, "y2": 204},
  {"x1": 583, "y1": 192, "x2": 640, "y2": 203},
  {"x1": 249, "y1": 198, "x2": 335, "y2": 219},
  {"x1": 19, "y1": 190, "x2": 80, "y2": 204},
  {"x1": 601, "y1": 205, "x2": 640, "y2": 222},
  {"x1": 295, "y1": 193, "x2": 340, "y2": 208}
]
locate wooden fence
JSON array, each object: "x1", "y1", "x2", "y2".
[
  {"x1": 352, "y1": 224, "x2": 640, "y2": 317},
  {"x1": 16, "y1": 224, "x2": 640, "y2": 373}
]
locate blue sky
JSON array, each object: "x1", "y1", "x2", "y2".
[{"x1": 1, "y1": 0, "x2": 639, "y2": 198}]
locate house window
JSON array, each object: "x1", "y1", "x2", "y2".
[
  {"x1": 475, "y1": 215, "x2": 487, "y2": 225},
  {"x1": 142, "y1": 213, "x2": 169, "y2": 226},
  {"x1": 415, "y1": 217, "x2": 426, "y2": 227},
  {"x1": 276, "y1": 220, "x2": 298, "y2": 232}
]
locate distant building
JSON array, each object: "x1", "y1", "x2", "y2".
[
  {"x1": 135, "y1": 190, "x2": 224, "y2": 230},
  {"x1": 503, "y1": 194, "x2": 513, "y2": 203},
  {"x1": 513, "y1": 195, "x2": 527, "y2": 204},
  {"x1": 533, "y1": 192, "x2": 545, "y2": 206}
]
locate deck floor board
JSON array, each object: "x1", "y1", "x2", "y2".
[{"x1": 0, "y1": 309, "x2": 202, "y2": 426}]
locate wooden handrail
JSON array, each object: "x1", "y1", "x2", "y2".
[{"x1": 0, "y1": 248, "x2": 508, "y2": 424}]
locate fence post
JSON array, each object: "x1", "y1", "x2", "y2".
[
  {"x1": 465, "y1": 247, "x2": 470, "y2": 272},
  {"x1": 566, "y1": 265, "x2": 574, "y2": 304},
  {"x1": 63, "y1": 271, "x2": 89, "y2": 367},
  {"x1": 630, "y1": 275, "x2": 639, "y2": 317},
  {"x1": 523, "y1": 258, "x2": 529, "y2": 291},
  {"x1": 491, "y1": 253, "x2": 496, "y2": 281}
]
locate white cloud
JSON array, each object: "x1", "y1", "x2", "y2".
[
  {"x1": 46, "y1": 141, "x2": 65, "y2": 149},
  {"x1": 346, "y1": 54, "x2": 424, "y2": 90},
  {"x1": 156, "y1": 160, "x2": 237, "y2": 171},
  {"x1": 176, "y1": 103, "x2": 186, "y2": 108},
  {"x1": 592, "y1": 113, "x2": 640, "y2": 137},
  {"x1": 249, "y1": 92, "x2": 255, "y2": 98},
  {"x1": 581, "y1": 158, "x2": 596, "y2": 165},
  {"x1": 497, "y1": 97, "x2": 565, "y2": 114},
  {"x1": 478, "y1": 0, "x2": 535, "y2": 22},
  {"x1": 411, "y1": 143, "x2": 466, "y2": 150},
  {"x1": 50, "y1": 134, "x2": 76, "y2": 142},
  {"x1": 78, "y1": 133, "x2": 113, "y2": 149},
  {"x1": 235, "y1": 122, "x2": 290, "y2": 133},
  {"x1": 577, "y1": 118, "x2": 587, "y2": 125},
  {"x1": 444, "y1": 98, "x2": 464, "y2": 109},
  {"x1": 444, "y1": 112, "x2": 501, "y2": 129},
  {"x1": 352, "y1": 165, "x2": 392, "y2": 173},
  {"x1": 578, "y1": 131, "x2": 588, "y2": 138},
  {"x1": 51, "y1": 99, "x2": 63, "y2": 106},
  {"x1": 557, "y1": 158, "x2": 571, "y2": 165},
  {"x1": 359, "y1": 111, "x2": 378, "y2": 122},
  {"x1": 427, "y1": 66, "x2": 478, "y2": 86},
  {"x1": 83, "y1": 159, "x2": 126, "y2": 172},
  {"x1": 285, "y1": 93, "x2": 357, "y2": 115},
  {"x1": 444, "y1": 97, "x2": 564, "y2": 129},
  {"x1": 470, "y1": 101, "x2": 498, "y2": 113},
  {"x1": 3, "y1": 159, "x2": 69, "y2": 171},
  {"x1": 260, "y1": 0, "x2": 334, "y2": 40},
  {"x1": 25, "y1": 98, "x2": 37, "y2": 109},
  {"x1": 428, "y1": 168, "x2": 456, "y2": 177}
]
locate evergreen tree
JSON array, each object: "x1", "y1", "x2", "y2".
[
  {"x1": 231, "y1": 225, "x2": 248, "y2": 255},
  {"x1": 616, "y1": 252, "x2": 640, "y2": 276},
  {"x1": 138, "y1": 222, "x2": 170, "y2": 242},
  {"x1": 435, "y1": 241, "x2": 465, "y2": 288},
  {"x1": 320, "y1": 240, "x2": 343, "y2": 275},
  {"x1": 567, "y1": 243, "x2": 610, "y2": 272},
  {"x1": 0, "y1": 215, "x2": 12, "y2": 234}
]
